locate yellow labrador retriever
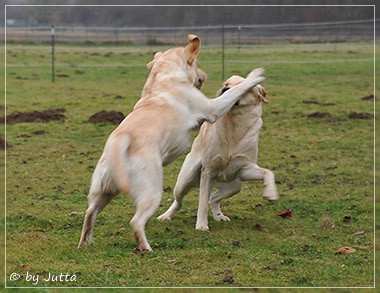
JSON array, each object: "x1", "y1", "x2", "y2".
[
  {"x1": 78, "y1": 35, "x2": 265, "y2": 252},
  {"x1": 158, "y1": 75, "x2": 278, "y2": 231}
]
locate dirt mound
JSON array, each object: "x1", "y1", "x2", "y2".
[
  {"x1": 88, "y1": 110, "x2": 125, "y2": 124},
  {"x1": 3, "y1": 108, "x2": 66, "y2": 124},
  {"x1": 303, "y1": 100, "x2": 335, "y2": 106},
  {"x1": 307, "y1": 112, "x2": 332, "y2": 119},
  {"x1": 361, "y1": 94, "x2": 374, "y2": 101},
  {"x1": 348, "y1": 111, "x2": 373, "y2": 120},
  {"x1": 0, "y1": 136, "x2": 9, "y2": 150}
]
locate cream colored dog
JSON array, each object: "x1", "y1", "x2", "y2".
[
  {"x1": 78, "y1": 35, "x2": 265, "y2": 252},
  {"x1": 158, "y1": 75, "x2": 278, "y2": 231}
]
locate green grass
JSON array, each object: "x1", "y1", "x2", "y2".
[{"x1": 4, "y1": 42, "x2": 376, "y2": 288}]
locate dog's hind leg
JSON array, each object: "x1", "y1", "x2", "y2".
[
  {"x1": 78, "y1": 161, "x2": 118, "y2": 248},
  {"x1": 196, "y1": 169, "x2": 214, "y2": 231},
  {"x1": 130, "y1": 161, "x2": 163, "y2": 253},
  {"x1": 239, "y1": 163, "x2": 278, "y2": 202},
  {"x1": 130, "y1": 193, "x2": 162, "y2": 253},
  {"x1": 78, "y1": 190, "x2": 116, "y2": 248},
  {"x1": 158, "y1": 143, "x2": 201, "y2": 221},
  {"x1": 210, "y1": 179, "x2": 242, "y2": 222}
]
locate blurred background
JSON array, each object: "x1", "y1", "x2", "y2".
[
  {"x1": 4, "y1": 2, "x2": 376, "y2": 81},
  {"x1": 4, "y1": 2, "x2": 376, "y2": 45}
]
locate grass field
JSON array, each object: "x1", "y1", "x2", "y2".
[{"x1": 3, "y1": 42, "x2": 377, "y2": 289}]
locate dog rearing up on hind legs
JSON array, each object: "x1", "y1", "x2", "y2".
[{"x1": 78, "y1": 34, "x2": 265, "y2": 253}]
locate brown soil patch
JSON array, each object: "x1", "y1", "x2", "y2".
[
  {"x1": 88, "y1": 110, "x2": 125, "y2": 124},
  {"x1": 348, "y1": 111, "x2": 373, "y2": 120},
  {"x1": 307, "y1": 112, "x2": 332, "y2": 119},
  {"x1": 361, "y1": 94, "x2": 374, "y2": 101},
  {"x1": 15, "y1": 76, "x2": 28, "y2": 80},
  {"x1": 3, "y1": 108, "x2": 66, "y2": 124},
  {"x1": 303, "y1": 100, "x2": 335, "y2": 106},
  {"x1": 32, "y1": 130, "x2": 47, "y2": 135},
  {"x1": 0, "y1": 136, "x2": 9, "y2": 150},
  {"x1": 101, "y1": 92, "x2": 124, "y2": 99}
]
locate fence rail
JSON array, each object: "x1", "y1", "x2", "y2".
[{"x1": 5, "y1": 18, "x2": 376, "y2": 45}]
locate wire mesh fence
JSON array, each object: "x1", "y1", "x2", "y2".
[
  {"x1": 5, "y1": 18, "x2": 376, "y2": 46},
  {"x1": 5, "y1": 19, "x2": 375, "y2": 83}
]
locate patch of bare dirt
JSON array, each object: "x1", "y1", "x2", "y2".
[
  {"x1": 101, "y1": 93, "x2": 125, "y2": 99},
  {"x1": 303, "y1": 100, "x2": 335, "y2": 106},
  {"x1": 15, "y1": 76, "x2": 28, "y2": 80},
  {"x1": 361, "y1": 94, "x2": 374, "y2": 101},
  {"x1": 2, "y1": 108, "x2": 66, "y2": 124},
  {"x1": 0, "y1": 136, "x2": 9, "y2": 150},
  {"x1": 348, "y1": 111, "x2": 373, "y2": 120},
  {"x1": 88, "y1": 110, "x2": 125, "y2": 124},
  {"x1": 307, "y1": 112, "x2": 332, "y2": 119},
  {"x1": 212, "y1": 270, "x2": 235, "y2": 284}
]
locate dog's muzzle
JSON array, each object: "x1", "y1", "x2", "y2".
[
  {"x1": 220, "y1": 87, "x2": 240, "y2": 106},
  {"x1": 221, "y1": 87, "x2": 230, "y2": 95}
]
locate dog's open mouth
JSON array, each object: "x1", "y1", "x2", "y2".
[
  {"x1": 221, "y1": 87, "x2": 230, "y2": 95},
  {"x1": 220, "y1": 87, "x2": 239, "y2": 106}
]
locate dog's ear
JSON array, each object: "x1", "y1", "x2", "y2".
[
  {"x1": 146, "y1": 51, "x2": 163, "y2": 70},
  {"x1": 195, "y1": 68, "x2": 207, "y2": 90},
  {"x1": 146, "y1": 60, "x2": 154, "y2": 70},
  {"x1": 186, "y1": 34, "x2": 201, "y2": 65},
  {"x1": 256, "y1": 85, "x2": 269, "y2": 103}
]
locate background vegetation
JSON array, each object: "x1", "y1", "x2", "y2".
[{"x1": 4, "y1": 2, "x2": 373, "y2": 27}]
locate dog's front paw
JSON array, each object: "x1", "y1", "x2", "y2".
[
  {"x1": 195, "y1": 222, "x2": 210, "y2": 231},
  {"x1": 263, "y1": 193, "x2": 278, "y2": 202},
  {"x1": 157, "y1": 213, "x2": 172, "y2": 221},
  {"x1": 246, "y1": 67, "x2": 265, "y2": 85},
  {"x1": 263, "y1": 186, "x2": 279, "y2": 202},
  {"x1": 213, "y1": 213, "x2": 230, "y2": 222},
  {"x1": 133, "y1": 246, "x2": 153, "y2": 254}
]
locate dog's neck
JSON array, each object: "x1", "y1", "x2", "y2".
[
  {"x1": 212, "y1": 103, "x2": 262, "y2": 142},
  {"x1": 141, "y1": 69, "x2": 192, "y2": 99}
]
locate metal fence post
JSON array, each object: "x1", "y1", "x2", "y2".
[
  {"x1": 221, "y1": 24, "x2": 225, "y2": 81},
  {"x1": 238, "y1": 25, "x2": 241, "y2": 54},
  {"x1": 51, "y1": 25, "x2": 55, "y2": 83}
]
